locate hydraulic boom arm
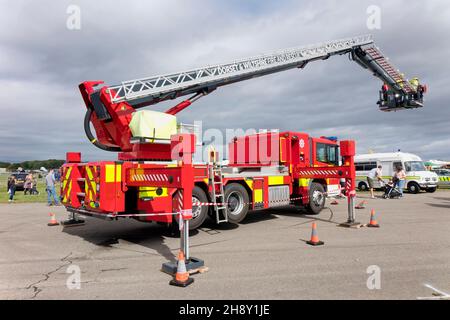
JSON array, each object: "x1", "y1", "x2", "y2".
[{"x1": 80, "y1": 34, "x2": 425, "y2": 152}]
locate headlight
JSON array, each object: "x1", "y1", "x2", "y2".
[{"x1": 425, "y1": 178, "x2": 430, "y2": 182}]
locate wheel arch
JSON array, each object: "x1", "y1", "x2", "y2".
[
  {"x1": 312, "y1": 178, "x2": 327, "y2": 189},
  {"x1": 194, "y1": 181, "x2": 211, "y2": 202}
]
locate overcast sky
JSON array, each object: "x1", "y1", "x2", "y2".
[{"x1": 0, "y1": 0, "x2": 449, "y2": 163}]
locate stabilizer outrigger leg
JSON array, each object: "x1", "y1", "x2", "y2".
[
  {"x1": 339, "y1": 191, "x2": 363, "y2": 228},
  {"x1": 161, "y1": 218, "x2": 206, "y2": 275},
  {"x1": 61, "y1": 211, "x2": 85, "y2": 228}
]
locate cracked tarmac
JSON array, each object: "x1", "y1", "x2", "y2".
[{"x1": 0, "y1": 191, "x2": 449, "y2": 299}]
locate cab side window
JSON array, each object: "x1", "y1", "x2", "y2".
[
  {"x1": 316, "y1": 143, "x2": 338, "y2": 165},
  {"x1": 316, "y1": 143, "x2": 327, "y2": 163}
]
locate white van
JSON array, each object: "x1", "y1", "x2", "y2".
[{"x1": 355, "y1": 152, "x2": 438, "y2": 193}]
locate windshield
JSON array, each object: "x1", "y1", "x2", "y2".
[{"x1": 404, "y1": 161, "x2": 426, "y2": 172}]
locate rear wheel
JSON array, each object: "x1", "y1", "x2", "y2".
[
  {"x1": 306, "y1": 182, "x2": 325, "y2": 215},
  {"x1": 407, "y1": 182, "x2": 420, "y2": 194},
  {"x1": 224, "y1": 183, "x2": 250, "y2": 224},
  {"x1": 177, "y1": 186, "x2": 208, "y2": 230}
]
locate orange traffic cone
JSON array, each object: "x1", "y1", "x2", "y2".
[
  {"x1": 330, "y1": 199, "x2": 339, "y2": 205},
  {"x1": 367, "y1": 209, "x2": 380, "y2": 228},
  {"x1": 47, "y1": 212, "x2": 59, "y2": 226},
  {"x1": 306, "y1": 222, "x2": 324, "y2": 246},
  {"x1": 169, "y1": 250, "x2": 194, "y2": 287},
  {"x1": 355, "y1": 200, "x2": 367, "y2": 209}
]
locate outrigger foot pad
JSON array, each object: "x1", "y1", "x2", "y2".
[
  {"x1": 61, "y1": 219, "x2": 86, "y2": 227},
  {"x1": 339, "y1": 221, "x2": 363, "y2": 228},
  {"x1": 162, "y1": 257, "x2": 204, "y2": 275}
]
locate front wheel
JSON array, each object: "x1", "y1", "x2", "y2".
[
  {"x1": 407, "y1": 182, "x2": 420, "y2": 194},
  {"x1": 426, "y1": 187, "x2": 437, "y2": 193},
  {"x1": 306, "y1": 182, "x2": 325, "y2": 215},
  {"x1": 224, "y1": 183, "x2": 250, "y2": 224},
  {"x1": 358, "y1": 181, "x2": 368, "y2": 191}
]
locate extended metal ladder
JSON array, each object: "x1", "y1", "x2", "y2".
[
  {"x1": 208, "y1": 165, "x2": 228, "y2": 223},
  {"x1": 107, "y1": 35, "x2": 375, "y2": 105}
]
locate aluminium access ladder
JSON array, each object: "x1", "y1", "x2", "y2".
[{"x1": 208, "y1": 165, "x2": 228, "y2": 223}]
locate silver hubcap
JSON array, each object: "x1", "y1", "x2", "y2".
[
  {"x1": 312, "y1": 190, "x2": 324, "y2": 206},
  {"x1": 192, "y1": 196, "x2": 202, "y2": 218},
  {"x1": 227, "y1": 191, "x2": 244, "y2": 216}
]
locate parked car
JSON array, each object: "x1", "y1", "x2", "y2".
[
  {"x1": 432, "y1": 168, "x2": 450, "y2": 188},
  {"x1": 11, "y1": 172, "x2": 28, "y2": 191}
]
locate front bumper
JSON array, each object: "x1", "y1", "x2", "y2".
[{"x1": 419, "y1": 183, "x2": 437, "y2": 188}]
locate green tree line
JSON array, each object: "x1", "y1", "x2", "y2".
[{"x1": 0, "y1": 159, "x2": 65, "y2": 171}]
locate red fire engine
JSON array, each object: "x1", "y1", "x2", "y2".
[{"x1": 60, "y1": 35, "x2": 424, "y2": 271}]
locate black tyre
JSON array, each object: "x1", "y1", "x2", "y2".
[
  {"x1": 174, "y1": 186, "x2": 209, "y2": 230},
  {"x1": 307, "y1": 182, "x2": 326, "y2": 215},
  {"x1": 189, "y1": 186, "x2": 209, "y2": 230},
  {"x1": 426, "y1": 187, "x2": 437, "y2": 193},
  {"x1": 358, "y1": 181, "x2": 369, "y2": 191},
  {"x1": 407, "y1": 182, "x2": 420, "y2": 194},
  {"x1": 224, "y1": 183, "x2": 250, "y2": 224}
]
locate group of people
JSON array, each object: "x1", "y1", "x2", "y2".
[
  {"x1": 381, "y1": 75, "x2": 425, "y2": 106},
  {"x1": 6, "y1": 169, "x2": 60, "y2": 206},
  {"x1": 367, "y1": 164, "x2": 406, "y2": 199}
]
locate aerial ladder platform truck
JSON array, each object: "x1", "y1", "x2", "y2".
[{"x1": 60, "y1": 35, "x2": 425, "y2": 269}]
